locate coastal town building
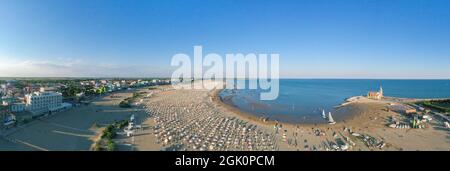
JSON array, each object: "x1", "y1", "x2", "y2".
[
  {"x1": 25, "y1": 91, "x2": 63, "y2": 115},
  {"x1": 0, "y1": 105, "x2": 7, "y2": 121},
  {"x1": 10, "y1": 102, "x2": 25, "y2": 113},
  {"x1": 367, "y1": 86, "x2": 383, "y2": 100},
  {"x1": 39, "y1": 87, "x2": 59, "y2": 93},
  {"x1": 1, "y1": 97, "x2": 7, "y2": 106},
  {"x1": 23, "y1": 86, "x2": 34, "y2": 94},
  {"x1": 0, "y1": 84, "x2": 5, "y2": 96},
  {"x1": 1, "y1": 96, "x2": 18, "y2": 106},
  {"x1": 3, "y1": 114, "x2": 15, "y2": 127},
  {"x1": 0, "y1": 105, "x2": 15, "y2": 128}
]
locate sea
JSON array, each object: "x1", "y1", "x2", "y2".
[{"x1": 219, "y1": 79, "x2": 450, "y2": 124}]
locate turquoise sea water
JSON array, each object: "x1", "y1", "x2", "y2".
[{"x1": 219, "y1": 79, "x2": 450, "y2": 124}]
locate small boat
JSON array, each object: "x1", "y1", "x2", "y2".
[
  {"x1": 328, "y1": 112, "x2": 336, "y2": 124},
  {"x1": 130, "y1": 114, "x2": 135, "y2": 122},
  {"x1": 322, "y1": 109, "x2": 326, "y2": 119}
]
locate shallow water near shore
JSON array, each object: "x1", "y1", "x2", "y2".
[{"x1": 219, "y1": 79, "x2": 450, "y2": 124}]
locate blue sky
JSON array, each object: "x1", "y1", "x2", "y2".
[{"x1": 0, "y1": 0, "x2": 449, "y2": 78}]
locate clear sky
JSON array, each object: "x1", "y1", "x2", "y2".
[{"x1": 0, "y1": 0, "x2": 449, "y2": 78}]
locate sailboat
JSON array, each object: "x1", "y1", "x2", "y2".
[
  {"x1": 322, "y1": 109, "x2": 326, "y2": 119},
  {"x1": 328, "y1": 112, "x2": 336, "y2": 124},
  {"x1": 130, "y1": 114, "x2": 135, "y2": 122}
]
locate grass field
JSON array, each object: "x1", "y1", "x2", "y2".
[{"x1": 418, "y1": 99, "x2": 450, "y2": 113}]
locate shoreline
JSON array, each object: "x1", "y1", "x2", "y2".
[
  {"x1": 211, "y1": 87, "x2": 365, "y2": 127},
  {"x1": 210, "y1": 88, "x2": 283, "y2": 126},
  {"x1": 3, "y1": 80, "x2": 449, "y2": 151},
  {"x1": 211, "y1": 88, "x2": 368, "y2": 127},
  {"x1": 211, "y1": 87, "x2": 449, "y2": 127},
  {"x1": 115, "y1": 80, "x2": 450, "y2": 151}
]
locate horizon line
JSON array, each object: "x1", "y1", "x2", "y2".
[{"x1": 0, "y1": 76, "x2": 449, "y2": 80}]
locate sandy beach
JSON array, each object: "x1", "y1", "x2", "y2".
[
  {"x1": 129, "y1": 80, "x2": 449, "y2": 151},
  {"x1": 216, "y1": 89, "x2": 450, "y2": 151},
  {"x1": 121, "y1": 82, "x2": 278, "y2": 151},
  {"x1": 1, "y1": 80, "x2": 449, "y2": 151}
]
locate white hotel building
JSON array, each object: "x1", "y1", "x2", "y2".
[{"x1": 25, "y1": 91, "x2": 63, "y2": 115}]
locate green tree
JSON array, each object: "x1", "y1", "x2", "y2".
[
  {"x1": 107, "y1": 140, "x2": 116, "y2": 151},
  {"x1": 61, "y1": 83, "x2": 82, "y2": 97}
]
